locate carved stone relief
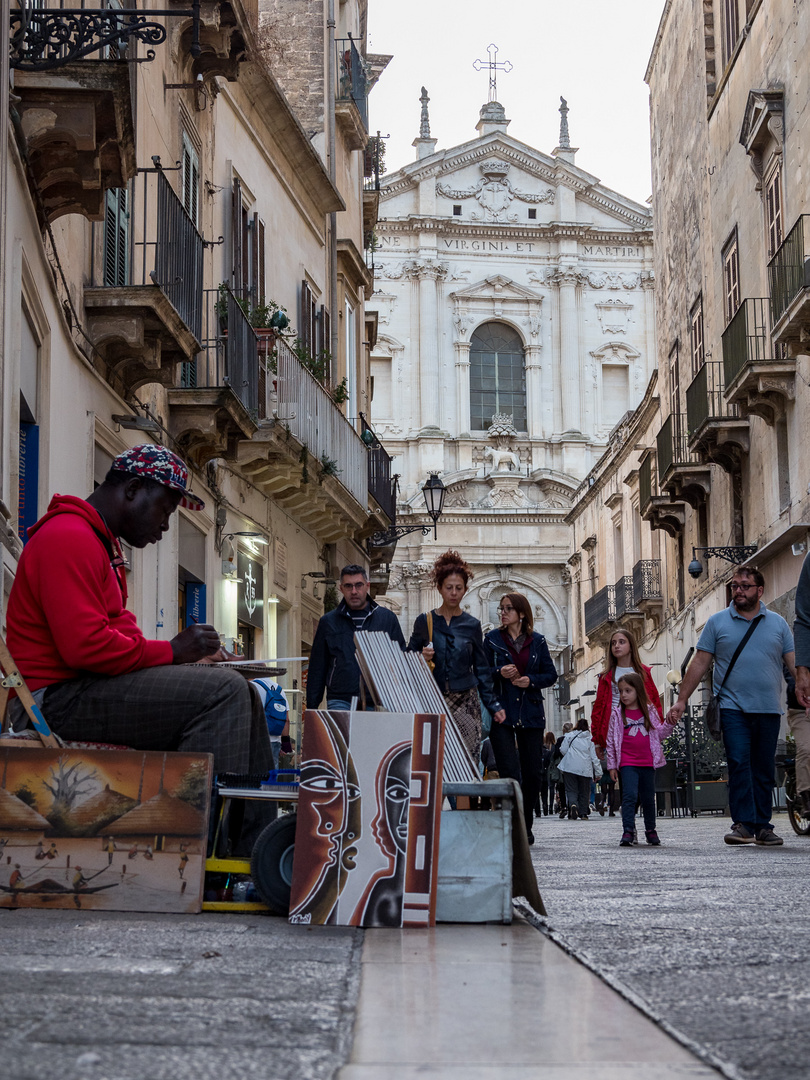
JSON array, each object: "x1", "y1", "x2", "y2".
[
  {"x1": 596, "y1": 299, "x2": 632, "y2": 334},
  {"x1": 436, "y1": 158, "x2": 554, "y2": 223}
]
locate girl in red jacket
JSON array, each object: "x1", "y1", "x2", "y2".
[{"x1": 590, "y1": 628, "x2": 663, "y2": 750}]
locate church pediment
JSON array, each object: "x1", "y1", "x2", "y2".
[{"x1": 449, "y1": 274, "x2": 543, "y2": 303}]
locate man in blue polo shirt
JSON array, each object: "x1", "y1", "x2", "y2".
[{"x1": 667, "y1": 566, "x2": 795, "y2": 846}]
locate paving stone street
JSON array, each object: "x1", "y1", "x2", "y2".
[
  {"x1": 1, "y1": 808, "x2": 806, "y2": 1080},
  {"x1": 530, "y1": 810, "x2": 810, "y2": 1080}
]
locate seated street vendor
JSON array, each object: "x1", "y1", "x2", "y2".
[{"x1": 6, "y1": 445, "x2": 273, "y2": 783}]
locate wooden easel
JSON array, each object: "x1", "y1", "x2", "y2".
[{"x1": 0, "y1": 634, "x2": 60, "y2": 747}]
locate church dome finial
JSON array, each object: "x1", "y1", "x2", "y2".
[
  {"x1": 558, "y1": 96, "x2": 571, "y2": 149},
  {"x1": 419, "y1": 86, "x2": 431, "y2": 139}
]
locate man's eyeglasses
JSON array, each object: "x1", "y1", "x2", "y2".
[{"x1": 730, "y1": 583, "x2": 756, "y2": 592}]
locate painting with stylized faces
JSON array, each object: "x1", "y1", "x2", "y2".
[{"x1": 289, "y1": 711, "x2": 445, "y2": 928}]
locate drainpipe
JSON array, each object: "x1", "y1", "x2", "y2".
[{"x1": 327, "y1": 0, "x2": 338, "y2": 383}]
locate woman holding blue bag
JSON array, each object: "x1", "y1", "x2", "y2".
[{"x1": 485, "y1": 593, "x2": 558, "y2": 844}]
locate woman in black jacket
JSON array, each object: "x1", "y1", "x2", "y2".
[
  {"x1": 409, "y1": 550, "x2": 505, "y2": 760},
  {"x1": 484, "y1": 592, "x2": 558, "y2": 843}
]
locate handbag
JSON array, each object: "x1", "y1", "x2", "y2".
[{"x1": 705, "y1": 615, "x2": 762, "y2": 742}]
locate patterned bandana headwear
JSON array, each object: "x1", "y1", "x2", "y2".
[{"x1": 110, "y1": 444, "x2": 204, "y2": 510}]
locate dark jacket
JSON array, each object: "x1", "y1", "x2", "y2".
[
  {"x1": 306, "y1": 599, "x2": 405, "y2": 708},
  {"x1": 408, "y1": 610, "x2": 501, "y2": 716},
  {"x1": 484, "y1": 628, "x2": 558, "y2": 729}
]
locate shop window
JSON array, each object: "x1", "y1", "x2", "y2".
[
  {"x1": 18, "y1": 305, "x2": 40, "y2": 544},
  {"x1": 469, "y1": 321, "x2": 527, "y2": 432}
]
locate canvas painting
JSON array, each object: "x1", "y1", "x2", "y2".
[
  {"x1": 0, "y1": 748, "x2": 212, "y2": 913},
  {"x1": 289, "y1": 710, "x2": 444, "y2": 928}
]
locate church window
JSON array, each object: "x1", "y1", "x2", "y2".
[
  {"x1": 453, "y1": 204, "x2": 462, "y2": 216},
  {"x1": 528, "y1": 208, "x2": 537, "y2": 220},
  {"x1": 469, "y1": 322, "x2": 527, "y2": 431},
  {"x1": 602, "y1": 366, "x2": 629, "y2": 430}
]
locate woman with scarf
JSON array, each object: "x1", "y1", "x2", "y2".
[{"x1": 484, "y1": 592, "x2": 558, "y2": 844}]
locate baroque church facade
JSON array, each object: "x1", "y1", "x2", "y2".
[{"x1": 367, "y1": 92, "x2": 655, "y2": 718}]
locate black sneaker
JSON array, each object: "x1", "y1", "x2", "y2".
[
  {"x1": 569, "y1": 805, "x2": 578, "y2": 820},
  {"x1": 527, "y1": 830, "x2": 535, "y2": 846},
  {"x1": 724, "y1": 823, "x2": 756, "y2": 845},
  {"x1": 754, "y1": 828, "x2": 783, "y2": 846},
  {"x1": 619, "y1": 831, "x2": 634, "y2": 846},
  {"x1": 645, "y1": 830, "x2": 661, "y2": 846}
]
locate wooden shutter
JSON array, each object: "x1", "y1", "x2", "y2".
[
  {"x1": 257, "y1": 217, "x2": 266, "y2": 304},
  {"x1": 301, "y1": 280, "x2": 313, "y2": 353},
  {"x1": 232, "y1": 178, "x2": 243, "y2": 293},
  {"x1": 103, "y1": 186, "x2": 128, "y2": 287},
  {"x1": 182, "y1": 138, "x2": 199, "y2": 228}
]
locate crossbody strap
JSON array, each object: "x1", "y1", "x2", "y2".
[
  {"x1": 426, "y1": 610, "x2": 433, "y2": 643},
  {"x1": 716, "y1": 614, "x2": 763, "y2": 694}
]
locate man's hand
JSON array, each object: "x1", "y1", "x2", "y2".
[
  {"x1": 796, "y1": 666, "x2": 810, "y2": 710},
  {"x1": 666, "y1": 700, "x2": 687, "y2": 725},
  {"x1": 171, "y1": 623, "x2": 222, "y2": 665}
]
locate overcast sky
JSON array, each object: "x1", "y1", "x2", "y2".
[{"x1": 367, "y1": 0, "x2": 665, "y2": 205}]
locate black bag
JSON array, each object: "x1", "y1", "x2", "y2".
[{"x1": 705, "y1": 615, "x2": 762, "y2": 742}]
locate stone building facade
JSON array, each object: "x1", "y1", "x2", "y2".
[
  {"x1": 565, "y1": 0, "x2": 810, "y2": 728},
  {"x1": 1, "y1": 1, "x2": 388, "y2": 727},
  {"x1": 367, "y1": 93, "x2": 655, "y2": 725}
]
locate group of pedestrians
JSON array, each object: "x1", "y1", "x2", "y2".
[{"x1": 308, "y1": 551, "x2": 809, "y2": 851}]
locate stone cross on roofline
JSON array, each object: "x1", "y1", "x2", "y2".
[{"x1": 472, "y1": 43, "x2": 512, "y2": 104}]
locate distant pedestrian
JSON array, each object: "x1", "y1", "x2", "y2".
[
  {"x1": 558, "y1": 719, "x2": 602, "y2": 820},
  {"x1": 307, "y1": 565, "x2": 405, "y2": 711},
  {"x1": 790, "y1": 552, "x2": 810, "y2": 819},
  {"x1": 541, "y1": 730, "x2": 557, "y2": 815},
  {"x1": 591, "y1": 629, "x2": 663, "y2": 750},
  {"x1": 484, "y1": 592, "x2": 557, "y2": 843},
  {"x1": 553, "y1": 722, "x2": 573, "y2": 815},
  {"x1": 410, "y1": 550, "x2": 505, "y2": 760},
  {"x1": 667, "y1": 566, "x2": 795, "y2": 846},
  {"x1": 607, "y1": 672, "x2": 675, "y2": 846}
]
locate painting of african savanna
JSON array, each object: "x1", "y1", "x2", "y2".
[{"x1": 0, "y1": 748, "x2": 212, "y2": 913}]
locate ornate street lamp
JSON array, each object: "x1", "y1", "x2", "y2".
[
  {"x1": 367, "y1": 473, "x2": 446, "y2": 549},
  {"x1": 687, "y1": 544, "x2": 758, "y2": 579}
]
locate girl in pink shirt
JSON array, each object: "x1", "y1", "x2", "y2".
[{"x1": 606, "y1": 672, "x2": 675, "y2": 847}]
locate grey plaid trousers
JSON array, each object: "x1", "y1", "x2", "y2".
[{"x1": 32, "y1": 665, "x2": 274, "y2": 776}]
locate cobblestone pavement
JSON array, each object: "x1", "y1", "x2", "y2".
[
  {"x1": 529, "y1": 809, "x2": 810, "y2": 1080},
  {"x1": 0, "y1": 910, "x2": 362, "y2": 1080}
]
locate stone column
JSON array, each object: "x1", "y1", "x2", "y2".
[
  {"x1": 454, "y1": 341, "x2": 471, "y2": 436},
  {"x1": 557, "y1": 269, "x2": 581, "y2": 433},
  {"x1": 408, "y1": 261, "x2": 447, "y2": 432},
  {"x1": 524, "y1": 345, "x2": 543, "y2": 438}
]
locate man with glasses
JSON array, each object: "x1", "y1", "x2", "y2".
[
  {"x1": 666, "y1": 567, "x2": 795, "y2": 845},
  {"x1": 306, "y1": 565, "x2": 405, "y2": 711}
]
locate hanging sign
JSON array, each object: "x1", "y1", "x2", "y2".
[
  {"x1": 237, "y1": 550, "x2": 264, "y2": 629},
  {"x1": 185, "y1": 582, "x2": 206, "y2": 627}
]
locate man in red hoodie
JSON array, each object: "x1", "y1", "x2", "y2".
[{"x1": 6, "y1": 445, "x2": 272, "y2": 781}]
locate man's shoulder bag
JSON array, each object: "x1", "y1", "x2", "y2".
[{"x1": 705, "y1": 615, "x2": 762, "y2": 742}]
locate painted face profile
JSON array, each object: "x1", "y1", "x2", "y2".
[{"x1": 291, "y1": 711, "x2": 362, "y2": 922}]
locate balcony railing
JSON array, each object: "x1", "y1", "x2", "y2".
[
  {"x1": 639, "y1": 453, "x2": 654, "y2": 510},
  {"x1": 632, "y1": 559, "x2": 662, "y2": 604},
  {"x1": 275, "y1": 337, "x2": 367, "y2": 508},
  {"x1": 613, "y1": 576, "x2": 636, "y2": 620},
  {"x1": 721, "y1": 298, "x2": 777, "y2": 387},
  {"x1": 768, "y1": 214, "x2": 810, "y2": 326},
  {"x1": 92, "y1": 164, "x2": 204, "y2": 340},
  {"x1": 181, "y1": 286, "x2": 259, "y2": 415},
  {"x1": 656, "y1": 413, "x2": 700, "y2": 479},
  {"x1": 584, "y1": 585, "x2": 615, "y2": 637},
  {"x1": 685, "y1": 360, "x2": 740, "y2": 437},
  {"x1": 337, "y1": 36, "x2": 368, "y2": 131},
  {"x1": 360, "y1": 413, "x2": 395, "y2": 521},
  {"x1": 364, "y1": 135, "x2": 384, "y2": 192}
]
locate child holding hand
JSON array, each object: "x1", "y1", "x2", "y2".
[{"x1": 606, "y1": 671, "x2": 675, "y2": 847}]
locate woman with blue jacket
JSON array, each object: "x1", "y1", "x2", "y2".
[{"x1": 484, "y1": 593, "x2": 558, "y2": 843}]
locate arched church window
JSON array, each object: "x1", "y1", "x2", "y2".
[{"x1": 469, "y1": 322, "x2": 527, "y2": 431}]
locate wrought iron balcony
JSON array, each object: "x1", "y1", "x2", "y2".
[
  {"x1": 360, "y1": 414, "x2": 395, "y2": 523},
  {"x1": 768, "y1": 213, "x2": 810, "y2": 337},
  {"x1": 85, "y1": 163, "x2": 204, "y2": 397},
  {"x1": 336, "y1": 36, "x2": 369, "y2": 150},
  {"x1": 685, "y1": 360, "x2": 748, "y2": 472},
  {"x1": 632, "y1": 559, "x2": 664, "y2": 626},
  {"x1": 584, "y1": 585, "x2": 616, "y2": 639},
  {"x1": 656, "y1": 413, "x2": 710, "y2": 508},
  {"x1": 167, "y1": 285, "x2": 260, "y2": 465},
  {"x1": 9, "y1": 4, "x2": 201, "y2": 72},
  {"x1": 722, "y1": 297, "x2": 796, "y2": 426},
  {"x1": 613, "y1": 576, "x2": 638, "y2": 621}
]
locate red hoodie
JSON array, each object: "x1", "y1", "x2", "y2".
[{"x1": 6, "y1": 495, "x2": 173, "y2": 690}]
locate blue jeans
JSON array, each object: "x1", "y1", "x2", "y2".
[
  {"x1": 720, "y1": 709, "x2": 780, "y2": 831},
  {"x1": 620, "y1": 766, "x2": 656, "y2": 834}
]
